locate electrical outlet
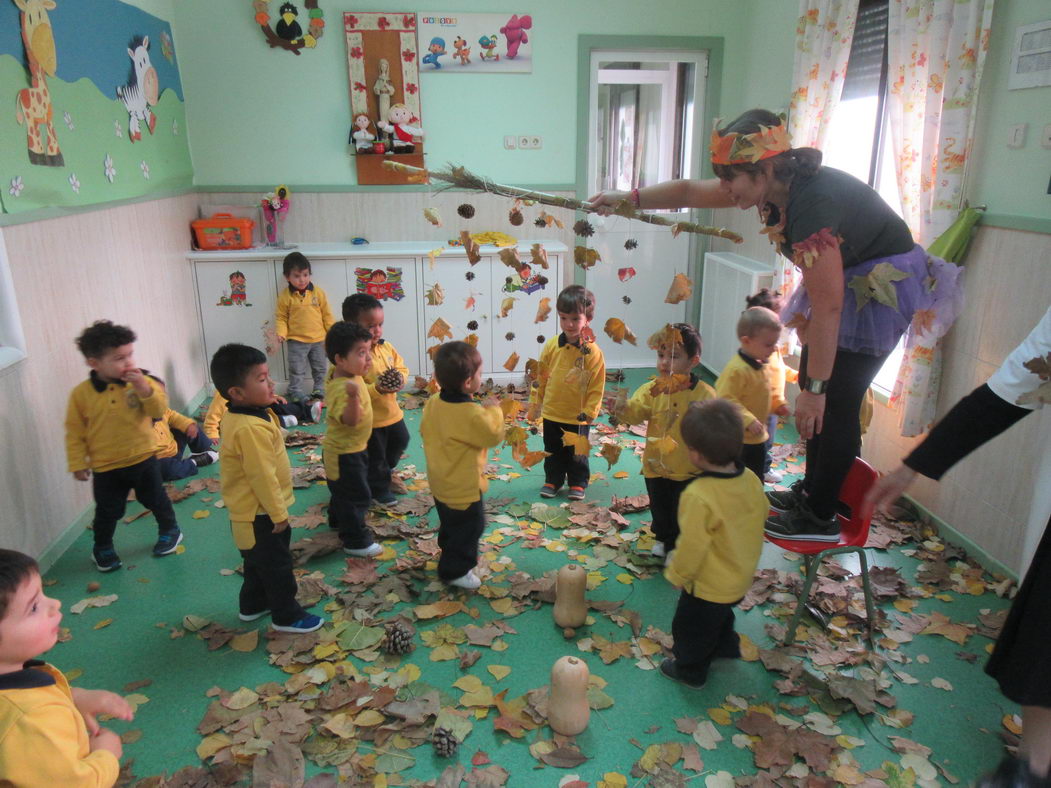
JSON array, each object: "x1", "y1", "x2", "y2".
[
  {"x1": 1007, "y1": 123, "x2": 1027, "y2": 149},
  {"x1": 529, "y1": 135, "x2": 542, "y2": 149},
  {"x1": 503, "y1": 135, "x2": 517, "y2": 150},
  {"x1": 518, "y1": 135, "x2": 530, "y2": 149}
]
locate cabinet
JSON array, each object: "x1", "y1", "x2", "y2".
[{"x1": 189, "y1": 242, "x2": 565, "y2": 386}]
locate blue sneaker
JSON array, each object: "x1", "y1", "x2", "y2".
[
  {"x1": 272, "y1": 614, "x2": 324, "y2": 634},
  {"x1": 372, "y1": 492, "x2": 397, "y2": 506},
  {"x1": 153, "y1": 529, "x2": 183, "y2": 556},
  {"x1": 93, "y1": 545, "x2": 122, "y2": 573}
]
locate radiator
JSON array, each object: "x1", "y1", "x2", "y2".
[{"x1": 699, "y1": 252, "x2": 777, "y2": 377}]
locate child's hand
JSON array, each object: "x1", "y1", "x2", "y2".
[
  {"x1": 272, "y1": 519, "x2": 289, "y2": 533},
  {"x1": 274, "y1": 395, "x2": 288, "y2": 404},
  {"x1": 775, "y1": 404, "x2": 791, "y2": 418},
  {"x1": 72, "y1": 688, "x2": 133, "y2": 736},
  {"x1": 89, "y1": 728, "x2": 123, "y2": 760},
  {"x1": 345, "y1": 381, "x2": 359, "y2": 398},
  {"x1": 746, "y1": 420, "x2": 765, "y2": 438},
  {"x1": 73, "y1": 470, "x2": 91, "y2": 481},
  {"x1": 525, "y1": 402, "x2": 541, "y2": 422},
  {"x1": 123, "y1": 368, "x2": 151, "y2": 397},
  {"x1": 276, "y1": 335, "x2": 286, "y2": 344},
  {"x1": 185, "y1": 423, "x2": 199, "y2": 440}
]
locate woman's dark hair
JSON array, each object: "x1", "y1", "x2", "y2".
[
  {"x1": 711, "y1": 108, "x2": 822, "y2": 184},
  {"x1": 342, "y1": 293, "x2": 383, "y2": 322},
  {"x1": 745, "y1": 287, "x2": 783, "y2": 313}
]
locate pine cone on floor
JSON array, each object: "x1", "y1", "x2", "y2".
[
  {"x1": 377, "y1": 367, "x2": 404, "y2": 392},
  {"x1": 383, "y1": 620, "x2": 415, "y2": 655},
  {"x1": 432, "y1": 726, "x2": 459, "y2": 758}
]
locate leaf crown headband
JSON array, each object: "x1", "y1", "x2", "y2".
[{"x1": 710, "y1": 121, "x2": 792, "y2": 165}]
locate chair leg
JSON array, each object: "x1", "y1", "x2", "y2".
[
  {"x1": 783, "y1": 554, "x2": 820, "y2": 644},
  {"x1": 856, "y1": 549, "x2": 876, "y2": 644}
]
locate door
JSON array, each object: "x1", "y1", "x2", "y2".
[{"x1": 584, "y1": 50, "x2": 707, "y2": 367}]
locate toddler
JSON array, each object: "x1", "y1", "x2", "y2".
[{"x1": 275, "y1": 252, "x2": 335, "y2": 402}]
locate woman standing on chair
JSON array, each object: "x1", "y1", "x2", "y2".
[{"x1": 589, "y1": 108, "x2": 963, "y2": 541}]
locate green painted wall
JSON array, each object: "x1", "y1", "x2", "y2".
[
  {"x1": 967, "y1": 0, "x2": 1051, "y2": 223},
  {"x1": 173, "y1": 0, "x2": 758, "y2": 188}
]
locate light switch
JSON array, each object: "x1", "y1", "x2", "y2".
[
  {"x1": 503, "y1": 135, "x2": 517, "y2": 150},
  {"x1": 1007, "y1": 123, "x2": 1027, "y2": 149},
  {"x1": 1041, "y1": 124, "x2": 1051, "y2": 149}
]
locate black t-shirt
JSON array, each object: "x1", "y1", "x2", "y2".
[{"x1": 777, "y1": 166, "x2": 914, "y2": 267}]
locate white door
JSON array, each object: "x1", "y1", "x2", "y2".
[
  {"x1": 584, "y1": 50, "x2": 707, "y2": 367},
  {"x1": 419, "y1": 253, "x2": 494, "y2": 377}
]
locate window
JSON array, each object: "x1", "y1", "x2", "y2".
[
  {"x1": 0, "y1": 228, "x2": 27, "y2": 374},
  {"x1": 821, "y1": 0, "x2": 904, "y2": 393}
]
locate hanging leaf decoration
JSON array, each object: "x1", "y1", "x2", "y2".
[
  {"x1": 536, "y1": 210, "x2": 564, "y2": 229},
  {"x1": 464, "y1": 333, "x2": 479, "y2": 347},
  {"x1": 427, "y1": 247, "x2": 444, "y2": 270},
  {"x1": 516, "y1": 449, "x2": 548, "y2": 469},
  {"x1": 498, "y1": 247, "x2": 522, "y2": 270},
  {"x1": 425, "y1": 283, "x2": 445, "y2": 306},
  {"x1": 574, "y1": 246, "x2": 601, "y2": 270},
  {"x1": 530, "y1": 243, "x2": 549, "y2": 270},
  {"x1": 460, "y1": 230, "x2": 481, "y2": 265},
  {"x1": 648, "y1": 324, "x2": 684, "y2": 350},
  {"x1": 618, "y1": 267, "x2": 637, "y2": 282},
  {"x1": 428, "y1": 317, "x2": 453, "y2": 340},
  {"x1": 503, "y1": 352, "x2": 520, "y2": 371},
  {"x1": 499, "y1": 297, "x2": 516, "y2": 318},
  {"x1": 426, "y1": 344, "x2": 444, "y2": 360},
  {"x1": 650, "y1": 374, "x2": 692, "y2": 395},
  {"x1": 562, "y1": 429, "x2": 591, "y2": 456},
  {"x1": 535, "y1": 297, "x2": 552, "y2": 324},
  {"x1": 423, "y1": 207, "x2": 442, "y2": 227},
  {"x1": 603, "y1": 318, "x2": 637, "y2": 346},
  {"x1": 599, "y1": 443, "x2": 623, "y2": 469},
  {"x1": 573, "y1": 219, "x2": 595, "y2": 238},
  {"x1": 664, "y1": 273, "x2": 692, "y2": 304}
]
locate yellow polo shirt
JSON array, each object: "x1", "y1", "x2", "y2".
[
  {"x1": 716, "y1": 351, "x2": 772, "y2": 445},
  {"x1": 275, "y1": 283, "x2": 335, "y2": 344},
  {"x1": 421, "y1": 392, "x2": 504, "y2": 508},
  {"x1": 323, "y1": 373, "x2": 372, "y2": 480},
  {"x1": 531, "y1": 333, "x2": 606, "y2": 424}
]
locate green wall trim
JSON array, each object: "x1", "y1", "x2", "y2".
[
  {"x1": 981, "y1": 213, "x2": 1051, "y2": 236},
  {"x1": 0, "y1": 184, "x2": 195, "y2": 228},
  {"x1": 196, "y1": 183, "x2": 577, "y2": 194},
  {"x1": 904, "y1": 494, "x2": 1018, "y2": 582}
]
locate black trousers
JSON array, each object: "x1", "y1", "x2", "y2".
[
  {"x1": 158, "y1": 425, "x2": 214, "y2": 482},
  {"x1": 740, "y1": 443, "x2": 767, "y2": 481},
  {"x1": 542, "y1": 419, "x2": 590, "y2": 489},
  {"x1": 327, "y1": 450, "x2": 375, "y2": 549},
  {"x1": 799, "y1": 346, "x2": 889, "y2": 520},
  {"x1": 366, "y1": 419, "x2": 410, "y2": 498},
  {"x1": 644, "y1": 476, "x2": 693, "y2": 550},
  {"x1": 671, "y1": 591, "x2": 742, "y2": 684},
  {"x1": 91, "y1": 457, "x2": 178, "y2": 546},
  {"x1": 435, "y1": 498, "x2": 486, "y2": 581},
  {"x1": 238, "y1": 514, "x2": 307, "y2": 625}
]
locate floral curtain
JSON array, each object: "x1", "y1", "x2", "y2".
[{"x1": 886, "y1": 0, "x2": 994, "y2": 436}]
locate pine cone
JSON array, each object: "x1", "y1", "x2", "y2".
[
  {"x1": 534, "y1": 217, "x2": 547, "y2": 228},
  {"x1": 624, "y1": 238, "x2": 639, "y2": 250},
  {"x1": 573, "y1": 219, "x2": 595, "y2": 238},
  {"x1": 457, "y1": 203, "x2": 476, "y2": 219},
  {"x1": 383, "y1": 620, "x2": 415, "y2": 655},
  {"x1": 509, "y1": 209, "x2": 524, "y2": 226},
  {"x1": 378, "y1": 367, "x2": 404, "y2": 392},
  {"x1": 432, "y1": 726, "x2": 459, "y2": 758}
]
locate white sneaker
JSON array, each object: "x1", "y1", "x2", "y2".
[
  {"x1": 191, "y1": 450, "x2": 219, "y2": 468},
  {"x1": 309, "y1": 399, "x2": 323, "y2": 423},
  {"x1": 447, "y1": 570, "x2": 481, "y2": 590},
  {"x1": 343, "y1": 543, "x2": 383, "y2": 558},
  {"x1": 764, "y1": 469, "x2": 784, "y2": 483},
  {"x1": 280, "y1": 414, "x2": 299, "y2": 428},
  {"x1": 651, "y1": 542, "x2": 666, "y2": 559}
]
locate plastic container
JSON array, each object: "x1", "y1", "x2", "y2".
[{"x1": 191, "y1": 213, "x2": 255, "y2": 250}]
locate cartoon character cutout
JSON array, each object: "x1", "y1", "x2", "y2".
[
  {"x1": 356, "y1": 267, "x2": 406, "y2": 301},
  {"x1": 478, "y1": 34, "x2": 500, "y2": 61},
  {"x1": 453, "y1": 37, "x2": 470, "y2": 65},
  {"x1": 226, "y1": 270, "x2": 250, "y2": 306},
  {"x1": 376, "y1": 104, "x2": 423, "y2": 154},
  {"x1": 421, "y1": 36, "x2": 446, "y2": 69},
  {"x1": 500, "y1": 15, "x2": 532, "y2": 59},
  {"x1": 350, "y1": 113, "x2": 375, "y2": 153},
  {"x1": 503, "y1": 263, "x2": 546, "y2": 295},
  {"x1": 116, "y1": 35, "x2": 159, "y2": 142},
  {"x1": 14, "y1": 0, "x2": 65, "y2": 166}
]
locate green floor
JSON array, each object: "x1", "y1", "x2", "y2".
[{"x1": 41, "y1": 368, "x2": 1017, "y2": 785}]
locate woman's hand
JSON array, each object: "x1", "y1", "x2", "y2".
[
  {"x1": 794, "y1": 390, "x2": 825, "y2": 439},
  {"x1": 860, "y1": 465, "x2": 918, "y2": 521},
  {"x1": 585, "y1": 190, "x2": 630, "y2": 217}
]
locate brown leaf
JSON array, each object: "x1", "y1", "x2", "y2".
[
  {"x1": 599, "y1": 443, "x2": 622, "y2": 469},
  {"x1": 539, "y1": 746, "x2": 589, "y2": 768},
  {"x1": 664, "y1": 273, "x2": 692, "y2": 304},
  {"x1": 603, "y1": 317, "x2": 638, "y2": 345}
]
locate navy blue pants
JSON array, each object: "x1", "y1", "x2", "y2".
[
  {"x1": 542, "y1": 419, "x2": 590, "y2": 489},
  {"x1": 366, "y1": 419, "x2": 410, "y2": 499},
  {"x1": 644, "y1": 476, "x2": 692, "y2": 551},
  {"x1": 92, "y1": 457, "x2": 178, "y2": 546},
  {"x1": 670, "y1": 592, "x2": 742, "y2": 685},
  {"x1": 435, "y1": 497, "x2": 486, "y2": 581},
  {"x1": 158, "y1": 425, "x2": 214, "y2": 482},
  {"x1": 328, "y1": 450, "x2": 375, "y2": 549},
  {"x1": 238, "y1": 514, "x2": 307, "y2": 626}
]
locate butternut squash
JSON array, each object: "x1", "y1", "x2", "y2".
[
  {"x1": 547, "y1": 656, "x2": 590, "y2": 735},
  {"x1": 553, "y1": 563, "x2": 587, "y2": 629}
]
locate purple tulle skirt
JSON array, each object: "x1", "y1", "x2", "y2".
[{"x1": 781, "y1": 245, "x2": 964, "y2": 356}]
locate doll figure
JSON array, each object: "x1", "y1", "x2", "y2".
[
  {"x1": 373, "y1": 58, "x2": 395, "y2": 126},
  {"x1": 351, "y1": 113, "x2": 376, "y2": 153},
  {"x1": 262, "y1": 185, "x2": 290, "y2": 246},
  {"x1": 377, "y1": 104, "x2": 423, "y2": 154},
  {"x1": 421, "y1": 37, "x2": 446, "y2": 69}
]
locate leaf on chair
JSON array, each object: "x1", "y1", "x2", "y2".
[
  {"x1": 562, "y1": 430, "x2": 590, "y2": 456},
  {"x1": 603, "y1": 318, "x2": 637, "y2": 345},
  {"x1": 425, "y1": 283, "x2": 445, "y2": 306},
  {"x1": 599, "y1": 443, "x2": 622, "y2": 469},
  {"x1": 428, "y1": 317, "x2": 453, "y2": 340},
  {"x1": 499, "y1": 297, "x2": 516, "y2": 318},
  {"x1": 503, "y1": 352, "x2": 520, "y2": 372},
  {"x1": 530, "y1": 243, "x2": 549, "y2": 270},
  {"x1": 574, "y1": 246, "x2": 601, "y2": 270},
  {"x1": 535, "y1": 297, "x2": 552, "y2": 324},
  {"x1": 664, "y1": 273, "x2": 692, "y2": 304}
]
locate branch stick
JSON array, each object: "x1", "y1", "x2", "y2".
[{"x1": 381, "y1": 160, "x2": 743, "y2": 243}]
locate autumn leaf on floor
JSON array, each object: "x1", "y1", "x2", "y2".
[
  {"x1": 428, "y1": 317, "x2": 453, "y2": 340},
  {"x1": 610, "y1": 494, "x2": 649, "y2": 513},
  {"x1": 919, "y1": 611, "x2": 974, "y2": 644},
  {"x1": 664, "y1": 273, "x2": 692, "y2": 304},
  {"x1": 599, "y1": 442, "x2": 622, "y2": 469},
  {"x1": 289, "y1": 503, "x2": 327, "y2": 530},
  {"x1": 603, "y1": 317, "x2": 637, "y2": 345},
  {"x1": 562, "y1": 429, "x2": 590, "y2": 456},
  {"x1": 416, "y1": 600, "x2": 466, "y2": 620},
  {"x1": 70, "y1": 594, "x2": 118, "y2": 614}
]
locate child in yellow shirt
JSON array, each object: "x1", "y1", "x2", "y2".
[
  {"x1": 342, "y1": 294, "x2": 411, "y2": 505},
  {"x1": 529, "y1": 285, "x2": 606, "y2": 501},
  {"x1": 614, "y1": 323, "x2": 716, "y2": 558},
  {"x1": 153, "y1": 408, "x2": 217, "y2": 481},
  {"x1": 420, "y1": 342, "x2": 504, "y2": 590},
  {"x1": 323, "y1": 322, "x2": 382, "y2": 557},
  {"x1": 745, "y1": 289, "x2": 795, "y2": 483},
  {"x1": 661, "y1": 400, "x2": 767, "y2": 689},
  {"x1": 275, "y1": 252, "x2": 336, "y2": 402},
  {"x1": 715, "y1": 306, "x2": 783, "y2": 480},
  {"x1": 211, "y1": 343, "x2": 323, "y2": 634},
  {"x1": 202, "y1": 389, "x2": 322, "y2": 442},
  {"x1": 65, "y1": 320, "x2": 182, "y2": 572},
  {"x1": 0, "y1": 549, "x2": 134, "y2": 785}
]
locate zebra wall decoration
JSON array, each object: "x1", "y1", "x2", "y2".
[{"x1": 116, "y1": 35, "x2": 159, "y2": 142}]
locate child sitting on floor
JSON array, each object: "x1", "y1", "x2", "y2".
[
  {"x1": 153, "y1": 407, "x2": 217, "y2": 481},
  {"x1": 201, "y1": 388, "x2": 322, "y2": 443},
  {"x1": 661, "y1": 399, "x2": 767, "y2": 689},
  {"x1": 0, "y1": 549, "x2": 133, "y2": 785}
]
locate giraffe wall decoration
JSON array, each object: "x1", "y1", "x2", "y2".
[{"x1": 13, "y1": 0, "x2": 64, "y2": 167}]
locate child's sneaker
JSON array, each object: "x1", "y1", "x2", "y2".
[
  {"x1": 191, "y1": 450, "x2": 219, "y2": 468},
  {"x1": 344, "y1": 543, "x2": 383, "y2": 558},
  {"x1": 651, "y1": 542, "x2": 666, "y2": 559},
  {"x1": 539, "y1": 483, "x2": 560, "y2": 498},
  {"x1": 239, "y1": 608, "x2": 270, "y2": 622},
  {"x1": 272, "y1": 614, "x2": 324, "y2": 634},
  {"x1": 93, "y1": 545, "x2": 122, "y2": 572},
  {"x1": 763, "y1": 468, "x2": 784, "y2": 483},
  {"x1": 659, "y1": 658, "x2": 706, "y2": 689},
  {"x1": 372, "y1": 492, "x2": 397, "y2": 506},
  {"x1": 567, "y1": 486, "x2": 586, "y2": 501},
  {"x1": 279, "y1": 414, "x2": 299, "y2": 428},
  {"x1": 309, "y1": 390, "x2": 324, "y2": 402},
  {"x1": 447, "y1": 570, "x2": 481, "y2": 590},
  {"x1": 308, "y1": 399, "x2": 324, "y2": 423},
  {"x1": 153, "y1": 529, "x2": 183, "y2": 556}
]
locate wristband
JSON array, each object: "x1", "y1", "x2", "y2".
[
  {"x1": 630, "y1": 188, "x2": 641, "y2": 208},
  {"x1": 804, "y1": 378, "x2": 828, "y2": 395}
]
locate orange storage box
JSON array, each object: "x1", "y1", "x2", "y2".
[{"x1": 192, "y1": 213, "x2": 255, "y2": 250}]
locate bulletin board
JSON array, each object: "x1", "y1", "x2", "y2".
[{"x1": 0, "y1": 0, "x2": 192, "y2": 215}]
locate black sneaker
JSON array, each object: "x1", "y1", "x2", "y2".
[
  {"x1": 153, "y1": 529, "x2": 183, "y2": 556},
  {"x1": 93, "y1": 545, "x2": 122, "y2": 572},
  {"x1": 766, "y1": 479, "x2": 806, "y2": 513},
  {"x1": 191, "y1": 450, "x2": 218, "y2": 468},
  {"x1": 764, "y1": 502, "x2": 840, "y2": 542},
  {"x1": 658, "y1": 658, "x2": 706, "y2": 690}
]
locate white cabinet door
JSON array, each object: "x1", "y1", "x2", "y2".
[
  {"x1": 419, "y1": 255, "x2": 494, "y2": 376},
  {"x1": 490, "y1": 253, "x2": 561, "y2": 375},
  {"x1": 349, "y1": 258, "x2": 422, "y2": 378},
  {"x1": 195, "y1": 259, "x2": 282, "y2": 380}
]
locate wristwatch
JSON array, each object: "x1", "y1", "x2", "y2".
[{"x1": 804, "y1": 378, "x2": 828, "y2": 395}]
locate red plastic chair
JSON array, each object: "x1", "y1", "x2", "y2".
[{"x1": 766, "y1": 457, "x2": 879, "y2": 643}]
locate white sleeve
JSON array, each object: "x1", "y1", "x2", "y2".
[{"x1": 987, "y1": 306, "x2": 1051, "y2": 411}]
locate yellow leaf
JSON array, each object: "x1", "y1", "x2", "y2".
[
  {"x1": 63, "y1": 668, "x2": 83, "y2": 682},
  {"x1": 197, "y1": 732, "x2": 233, "y2": 761},
  {"x1": 739, "y1": 633, "x2": 759, "y2": 662},
  {"x1": 488, "y1": 665, "x2": 511, "y2": 681},
  {"x1": 893, "y1": 599, "x2": 917, "y2": 613},
  {"x1": 428, "y1": 317, "x2": 453, "y2": 341},
  {"x1": 615, "y1": 573, "x2": 634, "y2": 585},
  {"x1": 503, "y1": 352, "x2": 520, "y2": 371},
  {"x1": 586, "y1": 571, "x2": 606, "y2": 590},
  {"x1": 415, "y1": 600, "x2": 464, "y2": 619},
  {"x1": 562, "y1": 429, "x2": 590, "y2": 456},
  {"x1": 664, "y1": 273, "x2": 693, "y2": 304},
  {"x1": 429, "y1": 643, "x2": 460, "y2": 661},
  {"x1": 499, "y1": 296, "x2": 516, "y2": 318},
  {"x1": 612, "y1": 471, "x2": 630, "y2": 479},
  {"x1": 323, "y1": 713, "x2": 357, "y2": 739},
  {"x1": 93, "y1": 618, "x2": 113, "y2": 630},
  {"x1": 230, "y1": 630, "x2": 259, "y2": 653},
  {"x1": 516, "y1": 450, "x2": 548, "y2": 470},
  {"x1": 535, "y1": 297, "x2": 552, "y2": 323},
  {"x1": 500, "y1": 399, "x2": 523, "y2": 421},
  {"x1": 603, "y1": 317, "x2": 638, "y2": 345},
  {"x1": 192, "y1": 510, "x2": 211, "y2": 519},
  {"x1": 708, "y1": 708, "x2": 732, "y2": 726},
  {"x1": 396, "y1": 663, "x2": 421, "y2": 684},
  {"x1": 354, "y1": 709, "x2": 386, "y2": 726},
  {"x1": 599, "y1": 443, "x2": 622, "y2": 469},
  {"x1": 599, "y1": 774, "x2": 629, "y2": 788}
]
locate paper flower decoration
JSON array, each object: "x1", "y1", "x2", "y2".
[
  {"x1": 8, "y1": 177, "x2": 24, "y2": 198},
  {"x1": 140, "y1": 160, "x2": 151, "y2": 180},
  {"x1": 63, "y1": 111, "x2": 74, "y2": 130},
  {"x1": 104, "y1": 154, "x2": 116, "y2": 183},
  {"x1": 68, "y1": 172, "x2": 80, "y2": 193},
  {"x1": 114, "y1": 120, "x2": 123, "y2": 138}
]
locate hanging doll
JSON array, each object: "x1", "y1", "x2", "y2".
[
  {"x1": 350, "y1": 113, "x2": 376, "y2": 153},
  {"x1": 377, "y1": 104, "x2": 424, "y2": 154}
]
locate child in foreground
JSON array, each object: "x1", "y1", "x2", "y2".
[
  {"x1": 530, "y1": 285, "x2": 606, "y2": 501},
  {"x1": 342, "y1": 294, "x2": 411, "y2": 505},
  {"x1": 211, "y1": 344, "x2": 323, "y2": 634},
  {"x1": 0, "y1": 549, "x2": 133, "y2": 785},
  {"x1": 275, "y1": 252, "x2": 335, "y2": 402},
  {"x1": 323, "y1": 322, "x2": 383, "y2": 557},
  {"x1": 65, "y1": 320, "x2": 183, "y2": 572},
  {"x1": 715, "y1": 306, "x2": 783, "y2": 480},
  {"x1": 420, "y1": 342, "x2": 504, "y2": 589},
  {"x1": 613, "y1": 323, "x2": 715, "y2": 558},
  {"x1": 661, "y1": 399, "x2": 768, "y2": 689}
]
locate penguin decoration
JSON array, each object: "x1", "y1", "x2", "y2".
[{"x1": 275, "y1": 2, "x2": 303, "y2": 42}]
